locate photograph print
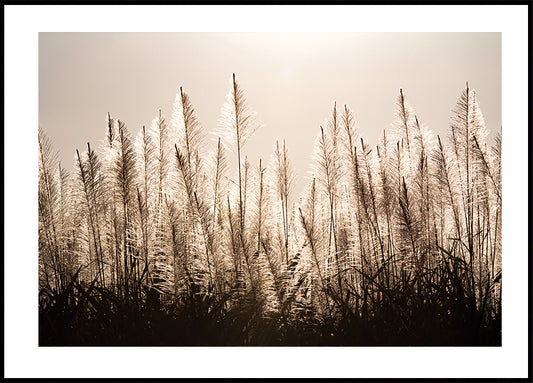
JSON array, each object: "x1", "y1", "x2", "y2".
[{"x1": 38, "y1": 32, "x2": 502, "y2": 347}]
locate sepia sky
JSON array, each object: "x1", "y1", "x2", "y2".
[{"x1": 39, "y1": 32, "x2": 501, "y2": 197}]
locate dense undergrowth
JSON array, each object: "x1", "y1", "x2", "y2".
[
  {"x1": 39, "y1": 273, "x2": 500, "y2": 346},
  {"x1": 39, "y1": 75, "x2": 501, "y2": 346}
]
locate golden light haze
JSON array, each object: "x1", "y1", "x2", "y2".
[{"x1": 39, "y1": 32, "x2": 501, "y2": 197}]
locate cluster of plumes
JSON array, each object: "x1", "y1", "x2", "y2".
[
  {"x1": 304, "y1": 86, "x2": 501, "y2": 321},
  {"x1": 39, "y1": 77, "x2": 501, "y2": 326}
]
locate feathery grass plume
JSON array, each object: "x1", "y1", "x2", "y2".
[
  {"x1": 142, "y1": 110, "x2": 176, "y2": 301},
  {"x1": 246, "y1": 158, "x2": 285, "y2": 316},
  {"x1": 100, "y1": 112, "x2": 123, "y2": 292},
  {"x1": 250, "y1": 162, "x2": 286, "y2": 308},
  {"x1": 255, "y1": 158, "x2": 303, "y2": 319},
  {"x1": 393, "y1": 91, "x2": 437, "y2": 273},
  {"x1": 340, "y1": 104, "x2": 359, "y2": 202},
  {"x1": 298, "y1": 178, "x2": 332, "y2": 315},
  {"x1": 396, "y1": 176, "x2": 423, "y2": 273},
  {"x1": 341, "y1": 105, "x2": 358, "y2": 159},
  {"x1": 326, "y1": 102, "x2": 341, "y2": 157},
  {"x1": 391, "y1": 95, "x2": 436, "y2": 274},
  {"x1": 217, "y1": 73, "x2": 262, "y2": 231},
  {"x1": 349, "y1": 139, "x2": 389, "y2": 314},
  {"x1": 491, "y1": 132, "x2": 502, "y2": 207},
  {"x1": 387, "y1": 140, "x2": 411, "y2": 274},
  {"x1": 376, "y1": 130, "x2": 397, "y2": 277},
  {"x1": 410, "y1": 116, "x2": 437, "y2": 269},
  {"x1": 226, "y1": 195, "x2": 246, "y2": 296},
  {"x1": 153, "y1": 195, "x2": 180, "y2": 297},
  {"x1": 473, "y1": 132, "x2": 501, "y2": 203},
  {"x1": 489, "y1": 132, "x2": 502, "y2": 270},
  {"x1": 216, "y1": 74, "x2": 262, "y2": 298},
  {"x1": 396, "y1": 89, "x2": 416, "y2": 165},
  {"x1": 325, "y1": 102, "x2": 342, "y2": 255},
  {"x1": 343, "y1": 132, "x2": 379, "y2": 293},
  {"x1": 431, "y1": 135, "x2": 463, "y2": 243},
  {"x1": 449, "y1": 84, "x2": 488, "y2": 303},
  {"x1": 240, "y1": 157, "x2": 257, "y2": 287},
  {"x1": 210, "y1": 137, "x2": 228, "y2": 229},
  {"x1": 311, "y1": 124, "x2": 344, "y2": 299},
  {"x1": 203, "y1": 137, "x2": 231, "y2": 294},
  {"x1": 106, "y1": 119, "x2": 139, "y2": 301},
  {"x1": 468, "y1": 93, "x2": 497, "y2": 308},
  {"x1": 325, "y1": 103, "x2": 342, "y2": 227},
  {"x1": 172, "y1": 86, "x2": 205, "y2": 184},
  {"x1": 74, "y1": 143, "x2": 107, "y2": 287},
  {"x1": 358, "y1": 138, "x2": 384, "y2": 261},
  {"x1": 195, "y1": 188, "x2": 216, "y2": 279},
  {"x1": 174, "y1": 145, "x2": 197, "y2": 215},
  {"x1": 387, "y1": 140, "x2": 406, "y2": 277},
  {"x1": 272, "y1": 140, "x2": 296, "y2": 265},
  {"x1": 254, "y1": 159, "x2": 268, "y2": 252},
  {"x1": 174, "y1": 146, "x2": 202, "y2": 290},
  {"x1": 174, "y1": 143, "x2": 214, "y2": 290},
  {"x1": 55, "y1": 162, "x2": 77, "y2": 284},
  {"x1": 171, "y1": 88, "x2": 214, "y2": 281},
  {"x1": 105, "y1": 112, "x2": 115, "y2": 146},
  {"x1": 38, "y1": 127, "x2": 65, "y2": 292},
  {"x1": 486, "y1": 132, "x2": 502, "y2": 311},
  {"x1": 340, "y1": 106, "x2": 371, "y2": 293},
  {"x1": 134, "y1": 125, "x2": 157, "y2": 290},
  {"x1": 326, "y1": 103, "x2": 348, "y2": 283},
  {"x1": 218, "y1": 74, "x2": 261, "y2": 152},
  {"x1": 149, "y1": 110, "x2": 173, "y2": 201},
  {"x1": 449, "y1": 84, "x2": 474, "y2": 234},
  {"x1": 313, "y1": 116, "x2": 340, "y2": 234}
]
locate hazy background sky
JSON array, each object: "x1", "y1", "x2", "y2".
[{"x1": 39, "y1": 32, "x2": 501, "y2": 197}]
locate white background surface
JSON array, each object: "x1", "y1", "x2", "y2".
[{"x1": 4, "y1": 4, "x2": 528, "y2": 379}]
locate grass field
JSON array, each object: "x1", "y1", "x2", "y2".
[{"x1": 39, "y1": 76, "x2": 501, "y2": 346}]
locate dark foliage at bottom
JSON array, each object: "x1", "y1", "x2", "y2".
[{"x1": 39, "y1": 280, "x2": 500, "y2": 346}]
